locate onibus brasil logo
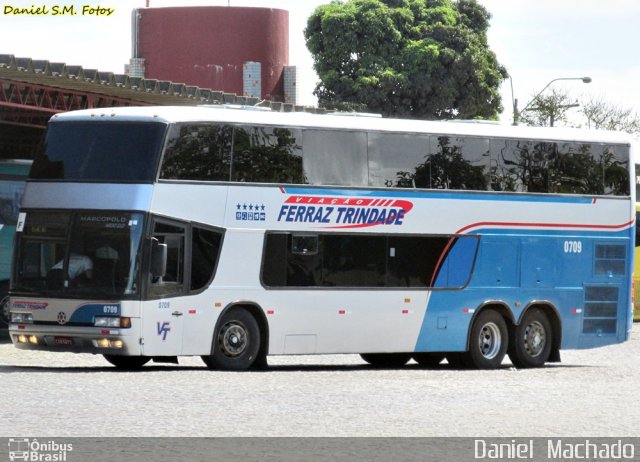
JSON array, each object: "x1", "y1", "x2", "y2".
[
  {"x1": 8, "y1": 438, "x2": 73, "y2": 461},
  {"x1": 278, "y1": 194, "x2": 414, "y2": 228}
]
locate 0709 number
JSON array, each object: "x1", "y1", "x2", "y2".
[
  {"x1": 563, "y1": 240, "x2": 582, "y2": 254},
  {"x1": 102, "y1": 305, "x2": 119, "y2": 314}
]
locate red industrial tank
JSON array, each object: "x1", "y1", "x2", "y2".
[{"x1": 134, "y1": 6, "x2": 289, "y2": 100}]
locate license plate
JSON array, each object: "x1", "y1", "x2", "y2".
[{"x1": 53, "y1": 336, "x2": 73, "y2": 347}]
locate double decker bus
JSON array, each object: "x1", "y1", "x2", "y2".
[{"x1": 8, "y1": 106, "x2": 635, "y2": 370}]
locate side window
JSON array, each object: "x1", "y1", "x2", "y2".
[
  {"x1": 160, "y1": 124, "x2": 232, "y2": 181},
  {"x1": 303, "y1": 130, "x2": 368, "y2": 186},
  {"x1": 601, "y1": 144, "x2": 630, "y2": 196},
  {"x1": 386, "y1": 236, "x2": 450, "y2": 287},
  {"x1": 420, "y1": 136, "x2": 490, "y2": 190},
  {"x1": 368, "y1": 132, "x2": 428, "y2": 188},
  {"x1": 322, "y1": 235, "x2": 386, "y2": 287},
  {"x1": 231, "y1": 126, "x2": 306, "y2": 184},
  {"x1": 262, "y1": 232, "x2": 478, "y2": 289},
  {"x1": 190, "y1": 226, "x2": 223, "y2": 291},
  {"x1": 149, "y1": 221, "x2": 186, "y2": 297},
  {"x1": 489, "y1": 138, "x2": 630, "y2": 196},
  {"x1": 490, "y1": 139, "x2": 554, "y2": 192}
]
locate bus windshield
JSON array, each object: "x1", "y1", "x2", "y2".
[
  {"x1": 13, "y1": 211, "x2": 145, "y2": 299},
  {"x1": 29, "y1": 122, "x2": 167, "y2": 182}
]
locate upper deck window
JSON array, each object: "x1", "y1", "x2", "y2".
[
  {"x1": 30, "y1": 122, "x2": 167, "y2": 182},
  {"x1": 156, "y1": 120, "x2": 631, "y2": 197},
  {"x1": 161, "y1": 124, "x2": 306, "y2": 184}
]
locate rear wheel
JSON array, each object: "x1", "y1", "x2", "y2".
[
  {"x1": 508, "y1": 308, "x2": 552, "y2": 368},
  {"x1": 466, "y1": 310, "x2": 508, "y2": 369},
  {"x1": 360, "y1": 353, "x2": 411, "y2": 368},
  {"x1": 103, "y1": 355, "x2": 150, "y2": 370},
  {"x1": 202, "y1": 308, "x2": 261, "y2": 371}
]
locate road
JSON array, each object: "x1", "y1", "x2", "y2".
[{"x1": 0, "y1": 324, "x2": 639, "y2": 438}]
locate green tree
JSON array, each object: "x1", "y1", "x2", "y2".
[{"x1": 304, "y1": 0, "x2": 508, "y2": 119}]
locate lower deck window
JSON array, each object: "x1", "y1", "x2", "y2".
[{"x1": 262, "y1": 232, "x2": 478, "y2": 289}]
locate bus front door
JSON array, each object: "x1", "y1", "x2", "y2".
[{"x1": 141, "y1": 299, "x2": 184, "y2": 356}]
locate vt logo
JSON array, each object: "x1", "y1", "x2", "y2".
[{"x1": 156, "y1": 321, "x2": 171, "y2": 341}]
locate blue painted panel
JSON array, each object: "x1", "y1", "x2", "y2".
[
  {"x1": 520, "y1": 238, "x2": 557, "y2": 288},
  {"x1": 470, "y1": 238, "x2": 520, "y2": 288},
  {"x1": 433, "y1": 237, "x2": 479, "y2": 288},
  {"x1": 415, "y1": 232, "x2": 633, "y2": 353},
  {"x1": 68, "y1": 303, "x2": 121, "y2": 323}
]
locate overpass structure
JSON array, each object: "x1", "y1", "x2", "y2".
[{"x1": 0, "y1": 54, "x2": 315, "y2": 160}]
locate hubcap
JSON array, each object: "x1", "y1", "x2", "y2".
[
  {"x1": 219, "y1": 322, "x2": 248, "y2": 357},
  {"x1": 523, "y1": 321, "x2": 546, "y2": 357},
  {"x1": 478, "y1": 322, "x2": 501, "y2": 359}
]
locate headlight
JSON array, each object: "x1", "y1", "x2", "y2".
[
  {"x1": 94, "y1": 317, "x2": 131, "y2": 328},
  {"x1": 92, "y1": 338, "x2": 124, "y2": 349},
  {"x1": 11, "y1": 312, "x2": 33, "y2": 323}
]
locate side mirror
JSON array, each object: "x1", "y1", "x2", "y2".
[{"x1": 150, "y1": 238, "x2": 167, "y2": 278}]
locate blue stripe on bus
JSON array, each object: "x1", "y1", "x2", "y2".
[
  {"x1": 462, "y1": 226, "x2": 633, "y2": 238},
  {"x1": 281, "y1": 187, "x2": 597, "y2": 204}
]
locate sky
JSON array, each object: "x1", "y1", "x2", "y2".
[{"x1": 1, "y1": 0, "x2": 639, "y2": 124}]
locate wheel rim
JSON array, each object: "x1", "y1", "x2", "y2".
[
  {"x1": 523, "y1": 320, "x2": 546, "y2": 357},
  {"x1": 478, "y1": 322, "x2": 502, "y2": 359},
  {"x1": 219, "y1": 321, "x2": 249, "y2": 358}
]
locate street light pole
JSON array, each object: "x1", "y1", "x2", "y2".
[{"x1": 512, "y1": 76, "x2": 592, "y2": 125}]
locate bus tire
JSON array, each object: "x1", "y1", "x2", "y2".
[
  {"x1": 508, "y1": 308, "x2": 552, "y2": 368},
  {"x1": 466, "y1": 309, "x2": 508, "y2": 369},
  {"x1": 103, "y1": 355, "x2": 150, "y2": 369},
  {"x1": 413, "y1": 353, "x2": 445, "y2": 368},
  {"x1": 203, "y1": 308, "x2": 261, "y2": 371},
  {"x1": 360, "y1": 353, "x2": 411, "y2": 368}
]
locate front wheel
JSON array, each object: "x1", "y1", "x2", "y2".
[
  {"x1": 466, "y1": 310, "x2": 508, "y2": 369},
  {"x1": 103, "y1": 355, "x2": 150, "y2": 370},
  {"x1": 508, "y1": 308, "x2": 552, "y2": 368},
  {"x1": 202, "y1": 308, "x2": 261, "y2": 371}
]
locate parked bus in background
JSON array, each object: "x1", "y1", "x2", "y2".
[
  {"x1": 7, "y1": 106, "x2": 636, "y2": 370},
  {"x1": 0, "y1": 159, "x2": 31, "y2": 325},
  {"x1": 634, "y1": 159, "x2": 640, "y2": 321}
]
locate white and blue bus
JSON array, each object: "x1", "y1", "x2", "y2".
[{"x1": 8, "y1": 106, "x2": 635, "y2": 370}]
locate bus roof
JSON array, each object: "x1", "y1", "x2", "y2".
[{"x1": 50, "y1": 105, "x2": 634, "y2": 146}]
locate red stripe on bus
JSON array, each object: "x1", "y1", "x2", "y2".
[{"x1": 456, "y1": 219, "x2": 634, "y2": 234}]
